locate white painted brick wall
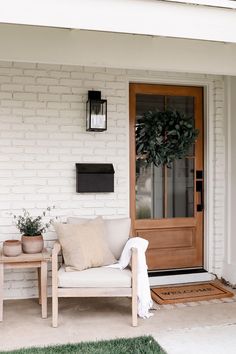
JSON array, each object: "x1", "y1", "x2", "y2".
[
  {"x1": 212, "y1": 80, "x2": 225, "y2": 275},
  {"x1": 0, "y1": 61, "x2": 225, "y2": 298}
]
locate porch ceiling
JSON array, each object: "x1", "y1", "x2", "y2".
[
  {"x1": 1, "y1": 0, "x2": 236, "y2": 43},
  {"x1": 1, "y1": 23, "x2": 236, "y2": 76}
]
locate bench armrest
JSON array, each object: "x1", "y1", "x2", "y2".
[
  {"x1": 52, "y1": 241, "x2": 61, "y2": 256},
  {"x1": 52, "y1": 241, "x2": 61, "y2": 279}
]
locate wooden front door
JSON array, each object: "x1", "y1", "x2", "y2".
[{"x1": 130, "y1": 84, "x2": 204, "y2": 271}]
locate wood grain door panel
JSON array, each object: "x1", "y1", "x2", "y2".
[
  {"x1": 136, "y1": 226, "x2": 202, "y2": 269},
  {"x1": 145, "y1": 248, "x2": 202, "y2": 270},
  {"x1": 130, "y1": 83, "x2": 204, "y2": 271},
  {"x1": 136, "y1": 228, "x2": 196, "y2": 249}
]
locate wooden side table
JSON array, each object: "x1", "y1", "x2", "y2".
[{"x1": 0, "y1": 248, "x2": 51, "y2": 321}]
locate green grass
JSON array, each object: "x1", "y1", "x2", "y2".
[{"x1": 1, "y1": 336, "x2": 166, "y2": 354}]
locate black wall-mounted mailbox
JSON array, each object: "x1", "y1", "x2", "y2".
[{"x1": 76, "y1": 163, "x2": 115, "y2": 193}]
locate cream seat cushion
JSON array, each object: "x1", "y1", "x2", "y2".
[
  {"x1": 53, "y1": 217, "x2": 116, "y2": 271},
  {"x1": 58, "y1": 265, "x2": 132, "y2": 288},
  {"x1": 67, "y1": 217, "x2": 131, "y2": 260}
]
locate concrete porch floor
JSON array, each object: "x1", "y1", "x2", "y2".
[{"x1": 1, "y1": 295, "x2": 236, "y2": 354}]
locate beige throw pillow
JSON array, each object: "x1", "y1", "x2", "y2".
[
  {"x1": 67, "y1": 217, "x2": 131, "y2": 260},
  {"x1": 53, "y1": 217, "x2": 116, "y2": 271}
]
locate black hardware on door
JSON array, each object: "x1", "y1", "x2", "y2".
[
  {"x1": 196, "y1": 170, "x2": 204, "y2": 179},
  {"x1": 196, "y1": 180, "x2": 204, "y2": 212}
]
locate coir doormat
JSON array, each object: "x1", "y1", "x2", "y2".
[{"x1": 151, "y1": 282, "x2": 234, "y2": 304}]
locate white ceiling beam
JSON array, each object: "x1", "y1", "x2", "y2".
[
  {"x1": 0, "y1": 0, "x2": 236, "y2": 43},
  {"x1": 163, "y1": 0, "x2": 236, "y2": 9},
  {"x1": 0, "y1": 24, "x2": 236, "y2": 76}
]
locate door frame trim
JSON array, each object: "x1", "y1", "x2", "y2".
[{"x1": 127, "y1": 74, "x2": 216, "y2": 273}]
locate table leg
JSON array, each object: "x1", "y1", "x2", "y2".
[
  {"x1": 0, "y1": 263, "x2": 3, "y2": 321},
  {"x1": 40, "y1": 261, "x2": 47, "y2": 319},
  {"x1": 37, "y1": 268, "x2": 41, "y2": 305}
]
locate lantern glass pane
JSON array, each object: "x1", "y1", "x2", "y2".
[{"x1": 91, "y1": 101, "x2": 106, "y2": 129}]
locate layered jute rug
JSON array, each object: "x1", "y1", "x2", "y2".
[{"x1": 151, "y1": 281, "x2": 234, "y2": 304}]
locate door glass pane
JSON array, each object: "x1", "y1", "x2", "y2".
[
  {"x1": 166, "y1": 96, "x2": 195, "y2": 156},
  {"x1": 136, "y1": 94, "x2": 165, "y2": 219},
  {"x1": 135, "y1": 93, "x2": 195, "y2": 220},
  {"x1": 136, "y1": 161, "x2": 152, "y2": 219},
  {"x1": 136, "y1": 94, "x2": 165, "y2": 118},
  {"x1": 166, "y1": 96, "x2": 194, "y2": 115},
  {"x1": 136, "y1": 161, "x2": 163, "y2": 219},
  {"x1": 167, "y1": 158, "x2": 194, "y2": 217}
]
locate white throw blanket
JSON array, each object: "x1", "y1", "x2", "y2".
[{"x1": 108, "y1": 237, "x2": 153, "y2": 319}]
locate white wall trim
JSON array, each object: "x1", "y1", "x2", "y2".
[
  {"x1": 225, "y1": 77, "x2": 232, "y2": 265},
  {"x1": 223, "y1": 264, "x2": 236, "y2": 285},
  {"x1": 222, "y1": 76, "x2": 236, "y2": 284},
  {"x1": 205, "y1": 81, "x2": 215, "y2": 273}
]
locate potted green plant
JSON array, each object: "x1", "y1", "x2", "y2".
[{"x1": 13, "y1": 206, "x2": 56, "y2": 254}]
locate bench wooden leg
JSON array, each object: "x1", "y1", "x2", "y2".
[
  {"x1": 52, "y1": 257, "x2": 58, "y2": 327},
  {"x1": 40, "y1": 261, "x2": 47, "y2": 319},
  {"x1": 52, "y1": 290, "x2": 58, "y2": 328},
  {"x1": 37, "y1": 267, "x2": 41, "y2": 305},
  {"x1": 132, "y1": 292, "x2": 138, "y2": 327}
]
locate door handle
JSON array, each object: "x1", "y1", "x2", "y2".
[{"x1": 196, "y1": 180, "x2": 204, "y2": 212}]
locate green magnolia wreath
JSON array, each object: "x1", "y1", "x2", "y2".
[{"x1": 136, "y1": 110, "x2": 199, "y2": 167}]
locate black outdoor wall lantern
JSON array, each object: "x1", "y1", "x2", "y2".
[{"x1": 86, "y1": 90, "x2": 107, "y2": 132}]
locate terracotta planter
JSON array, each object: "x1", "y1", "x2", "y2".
[
  {"x1": 3, "y1": 240, "x2": 22, "y2": 257},
  {"x1": 22, "y1": 235, "x2": 44, "y2": 254}
]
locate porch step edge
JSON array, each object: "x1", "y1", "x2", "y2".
[{"x1": 149, "y1": 272, "x2": 216, "y2": 287}]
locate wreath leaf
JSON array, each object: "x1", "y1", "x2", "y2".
[{"x1": 136, "y1": 109, "x2": 199, "y2": 167}]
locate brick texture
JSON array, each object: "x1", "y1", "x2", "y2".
[
  {"x1": 212, "y1": 80, "x2": 225, "y2": 275},
  {"x1": 0, "y1": 61, "x2": 225, "y2": 298}
]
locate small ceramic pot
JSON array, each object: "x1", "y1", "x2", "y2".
[
  {"x1": 3, "y1": 240, "x2": 22, "y2": 257},
  {"x1": 21, "y1": 235, "x2": 44, "y2": 254}
]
